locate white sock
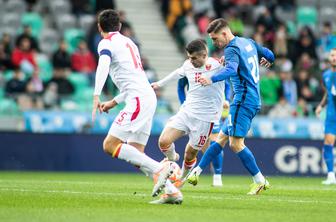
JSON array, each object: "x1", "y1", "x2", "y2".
[
  {"x1": 162, "y1": 143, "x2": 176, "y2": 161},
  {"x1": 117, "y1": 144, "x2": 161, "y2": 178},
  {"x1": 327, "y1": 172, "x2": 336, "y2": 180},
  {"x1": 181, "y1": 158, "x2": 197, "y2": 178},
  {"x1": 253, "y1": 172, "x2": 265, "y2": 184},
  {"x1": 194, "y1": 166, "x2": 203, "y2": 176}
]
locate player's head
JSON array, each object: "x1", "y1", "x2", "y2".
[
  {"x1": 185, "y1": 39, "x2": 208, "y2": 68},
  {"x1": 207, "y1": 18, "x2": 234, "y2": 48},
  {"x1": 329, "y1": 48, "x2": 336, "y2": 67},
  {"x1": 97, "y1": 9, "x2": 121, "y2": 34}
]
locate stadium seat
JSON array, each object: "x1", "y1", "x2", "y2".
[
  {"x1": 67, "y1": 72, "x2": 90, "y2": 93},
  {"x1": 36, "y1": 54, "x2": 53, "y2": 82},
  {"x1": 5, "y1": 0, "x2": 26, "y2": 15},
  {"x1": 319, "y1": 7, "x2": 336, "y2": 26},
  {"x1": 296, "y1": 7, "x2": 317, "y2": 28},
  {"x1": 1, "y1": 13, "x2": 22, "y2": 31},
  {"x1": 3, "y1": 70, "x2": 14, "y2": 81},
  {"x1": 319, "y1": 0, "x2": 336, "y2": 7},
  {"x1": 0, "y1": 98, "x2": 19, "y2": 114},
  {"x1": 64, "y1": 29, "x2": 85, "y2": 53},
  {"x1": 56, "y1": 14, "x2": 77, "y2": 34},
  {"x1": 49, "y1": 0, "x2": 71, "y2": 16},
  {"x1": 78, "y1": 15, "x2": 95, "y2": 33},
  {"x1": 39, "y1": 28, "x2": 60, "y2": 56},
  {"x1": 275, "y1": 7, "x2": 295, "y2": 23},
  {"x1": 296, "y1": 0, "x2": 317, "y2": 7},
  {"x1": 21, "y1": 13, "x2": 44, "y2": 37}
]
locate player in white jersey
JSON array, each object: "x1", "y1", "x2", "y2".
[
  {"x1": 151, "y1": 39, "x2": 225, "y2": 188},
  {"x1": 92, "y1": 9, "x2": 182, "y2": 204}
]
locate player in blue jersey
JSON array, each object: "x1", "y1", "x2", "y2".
[
  {"x1": 315, "y1": 48, "x2": 336, "y2": 185},
  {"x1": 177, "y1": 76, "x2": 231, "y2": 186},
  {"x1": 186, "y1": 18, "x2": 275, "y2": 195}
]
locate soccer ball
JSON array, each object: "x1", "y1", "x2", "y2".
[{"x1": 160, "y1": 159, "x2": 182, "y2": 183}]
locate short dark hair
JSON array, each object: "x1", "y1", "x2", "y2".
[
  {"x1": 98, "y1": 9, "x2": 120, "y2": 32},
  {"x1": 207, "y1": 18, "x2": 229, "y2": 33},
  {"x1": 185, "y1": 39, "x2": 207, "y2": 54}
]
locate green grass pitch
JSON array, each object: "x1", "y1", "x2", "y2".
[{"x1": 0, "y1": 172, "x2": 335, "y2": 222}]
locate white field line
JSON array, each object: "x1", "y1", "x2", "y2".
[
  {"x1": 0, "y1": 187, "x2": 335, "y2": 205},
  {"x1": 0, "y1": 179, "x2": 335, "y2": 191}
]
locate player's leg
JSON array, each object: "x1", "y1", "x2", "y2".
[
  {"x1": 187, "y1": 130, "x2": 229, "y2": 185},
  {"x1": 181, "y1": 143, "x2": 199, "y2": 179},
  {"x1": 158, "y1": 126, "x2": 185, "y2": 161},
  {"x1": 227, "y1": 105, "x2": 269, "y2": 194},
  {"x1": 322, "y1": 133, "x2": 336, "y2": 185},
  {"x1": 208, "y1": 132, "x2": 224, "y2": 186}
]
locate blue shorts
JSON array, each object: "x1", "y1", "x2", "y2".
[
  {"x1": 221, "y1": 104, "x2": 259, "y2": 138},
  {"x1": 325, "y1": 118, "x2": 336, "y2": 135}
]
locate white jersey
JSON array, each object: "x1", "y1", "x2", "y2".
[
  {"x1": 94, "y1": 31, "x2": 154, "y2": 101},
  {"x1": 158, "y1": 57, "x2": 225, "y2": 122}
]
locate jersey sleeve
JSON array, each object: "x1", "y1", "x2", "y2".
[
  {"x1": 97, "y1": 39, "x2": 112, "y2": 60},
  {"x1": 157, "y1": 63, "x2": 186, "y2": 87},
  {"x1": 249, "y1": 39, "x2": 275, "y2": 63},
  {"x1": 210, "y1": 47, "x2": 239, "y2": 83},
  {"x1": 177, "y1": 77, "x2": 188, "y2": 104}
]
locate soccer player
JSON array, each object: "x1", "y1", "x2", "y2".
[
  {"x1": 177, "y1": 75, "x2": 231, "y2": 186},
  {"x1": 151, "y1": 39, "x2": 226, "y2": 189},
  {"x1": 187, "y1": 18, "x2": 275, "y2": 195},
  {"x1": 315, "y1": 48, "x2": 336, "y2": 185},
  {"x1": 92, "y1": 9, "x2": 182, "y2": 204}
]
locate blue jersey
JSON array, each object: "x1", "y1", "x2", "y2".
[
  {"x1": 211, "y1": 37, "x2": 275, "y2": 109},
  {"x1": 322, "y1": 69, "x2": 336, "y2": 121}
]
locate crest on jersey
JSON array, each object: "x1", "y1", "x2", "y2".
[{"x1": 205, "y1": 64, "x2": 212, "y2": 70}]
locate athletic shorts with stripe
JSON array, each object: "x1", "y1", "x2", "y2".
[
  {"x1": 221, "y1": 104, "x2": 259, "y2": 137},
  {"x1": 166, "y1": 110, "x2": 214, "y2": 150},
  {"x1": 108, "y1": 94, "x2": 157, "y2": 145}
]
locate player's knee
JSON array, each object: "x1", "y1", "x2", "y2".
[
  {"x1": 158, "y1": 135, "x2": 171, "y2": 151},
  {"x1": 229, "y1": 140, "x2": 244, "y2": 152},
  {"x1": 103, "y1": 137, "x2": 116, "y2": 154}
]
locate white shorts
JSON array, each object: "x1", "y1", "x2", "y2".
[
  {"x1": 166, "y1": 110, "x2": 214, "y2": 150},
  {"x1": 108, "y1": 94, "x2": 157, "y2": 145}
]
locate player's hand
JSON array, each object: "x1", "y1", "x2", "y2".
[
  {"x1": 223, "y1": 100, "x2": 230, "y2": 109},
  {"x1": 315, "y1": 105, "x2": 323, "y2": 117},
  {"x1": 260, "y1": 57, "x2": 272, "y2": 68},
  {"x1": 219, "y1": 56, "x2": 225, "y2": 65},
  {"x1": 100, "y1": 100, "x2": 117, "y2": 113},
  {"x1": 92, "y1": 95, "x2": 102, "y2": 123},
  {"x1": 151, "y1": 82, "x2": 160, "y2": 90},
  {"x1": 199, "y1": 76, "x2": 212, "y2": 86}
]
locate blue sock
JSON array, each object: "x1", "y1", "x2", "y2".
[
  {"x1": 210, "y1": 141, "x2": 223, "y2": 174},
  {"x1": 323, "y1": 144, "x2": 334, "y2": 172},
  {"x1": 237, "y1": 147, "x2": 260, "y2": 176},
  {"x1": 199, "y1": 142, "x2": 223, "y2": 170}
]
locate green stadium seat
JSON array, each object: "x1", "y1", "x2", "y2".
[
  {"x1": 36, "y1": 55, "x2": 53, "y2": 82},
  {"x1": 67, "y1": 72, "x2": 90, "y2": 93},
  {"x1": 64, "y1": 29, "x2": 85, "y2": 54},
  {"x1": 3, "y1": 70, "x2": 14, "y2": 81},
  {"x1": 0, "y1": 87, "x2": 4, "y2": 99},
  {"x1": 296, "y1": 7, "x2": 317, "y2": 28},
  {"x1": 73, "y1": 87, "x2": 94, "y2": 102},
  {"x1": 21, "y1": 13, "x2": 44, "y2": 37},
  {"x1": 0, "y1": 98, "x2": 19, "y2": 114}
]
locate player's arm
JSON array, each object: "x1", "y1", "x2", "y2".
[
  {"x1": 92, "y1": 40, "x2": 115, "y2": 122},
  {"x1": 199, "y1": 47, "x2": 239, "y2": 86},
  {"x1": 316, "y1": 86, "x2": 327, "y2": 117},
  {"x1": 250, "y1": 39, "x2": 275, "y2": 67},
  {"x1": 151, "y1": 67, "x2": 185, "y2": 90},
  {"x1": 177, "y1": 77, "x2": 188, "y2": 104}
]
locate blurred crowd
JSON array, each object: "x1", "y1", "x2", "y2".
[
  {"x1": 158, "y1": 0, "x2": 336, "y2": 117},
  {"x1": 0, "y1": 0, "x2": 173, "y2": 115},
  {"x1": 1, "y1": 0, "x2": 335, "y2": 118}
]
